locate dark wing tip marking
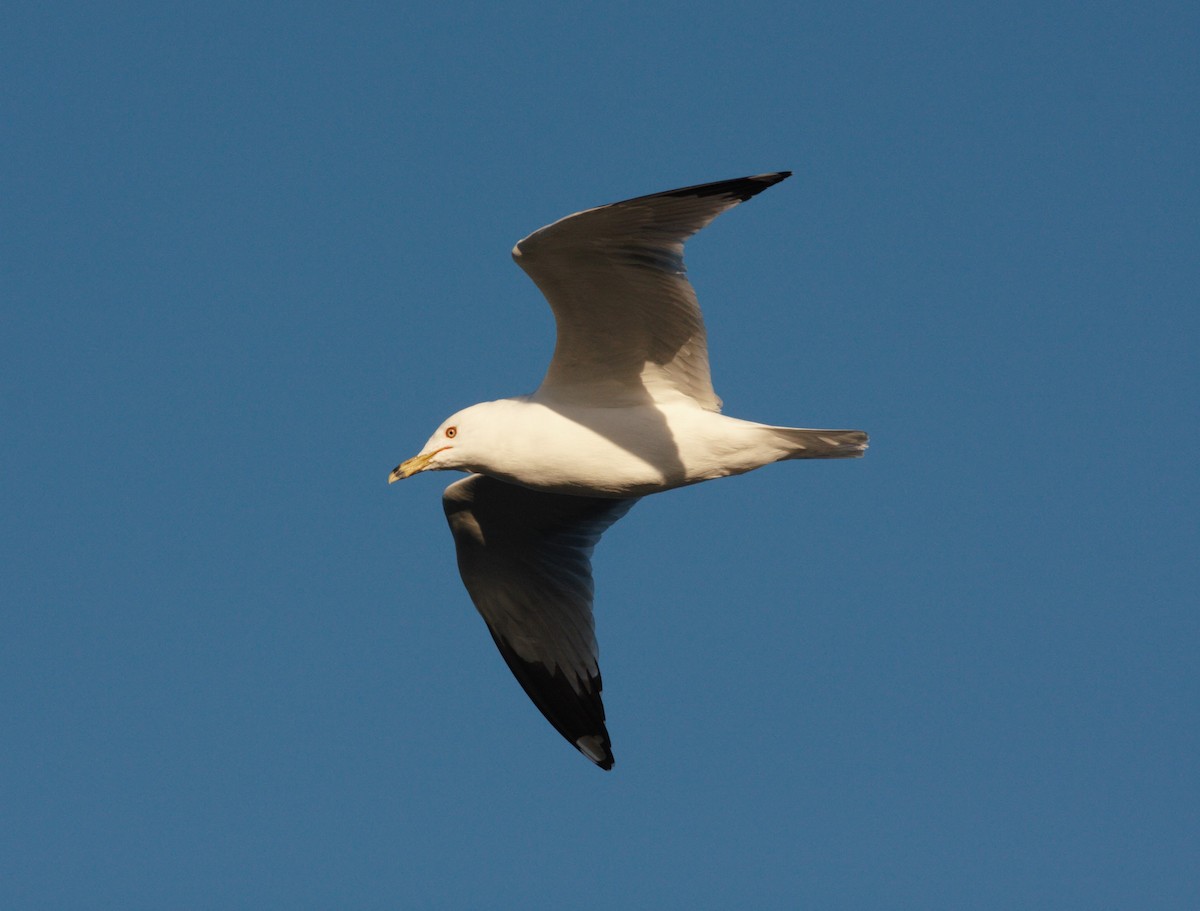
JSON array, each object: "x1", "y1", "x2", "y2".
[
  {"x1": 629, "y1": 171, "x2": 792, "y2": 205},
  {"x1": 486, "y1": 627, "x2": 615, "y2": 770}
]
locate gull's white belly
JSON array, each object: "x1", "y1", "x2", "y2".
[{"x1": 467, "y1": 399, "x2": 783, "y2": 497}]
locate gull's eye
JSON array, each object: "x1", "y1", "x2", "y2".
[{"x1": 444, "y1": 426, "x2": 457, "y2": 439}]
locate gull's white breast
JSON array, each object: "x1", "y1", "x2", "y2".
[{"x1": 466, "y1": 397, "x2": 789, "y2": 498}]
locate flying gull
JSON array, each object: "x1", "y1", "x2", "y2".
[{"x1": 389, "y1": 172, "x2": 867, "y2": 770}]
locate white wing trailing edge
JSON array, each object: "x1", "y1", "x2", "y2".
[{"x1": 512, "y1": 172, "x2": 792, "y2": 411}]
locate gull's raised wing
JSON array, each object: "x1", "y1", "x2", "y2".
[
  {"x1": 512, "y1": 172, "x2": 791, "y2": 411},
  {"x1": 442, "y1": 474, "x2": 638, "y2": 770}
]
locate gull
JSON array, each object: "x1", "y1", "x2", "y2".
[{"x1": 389, "y1": 173, "x2": 867, "y2": 770}]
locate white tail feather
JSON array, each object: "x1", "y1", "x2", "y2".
[{"x1": 769, "y1": 426, "x2": 869, "y2": 460}]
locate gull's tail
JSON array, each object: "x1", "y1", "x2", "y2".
[{"x1": 769, "y1": 426, "x2": 869, "y2": 460}]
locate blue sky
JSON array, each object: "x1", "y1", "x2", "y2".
[{"x1": 3, "y1": 2, "x2": 1197, "y2": 908}]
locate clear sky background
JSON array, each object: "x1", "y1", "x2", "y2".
[{"x1": 3, "y1": 2, "x2": 1197, "y2": 908}]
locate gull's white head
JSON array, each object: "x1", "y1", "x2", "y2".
[{"x1": 388, "y1": 402, "x2": 499, "y2": 483}]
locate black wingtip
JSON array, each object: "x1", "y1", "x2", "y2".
[
  {"x1": 576, "y1": 734, "x2": 615, "y2": 770},
  {"x1": 485, "y1": 626, "x2": 616, "y2": 771},
  {"x1": 657, "y1": 171, "x2": 792, "y2": 203},
  {"x1": 606, "y1": 172, "x2": 792, "y2": 210}
]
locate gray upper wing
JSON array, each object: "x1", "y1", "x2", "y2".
[
  {"x1": 512, "y1": 172, "x2": 791, "y2": 410},
  {"x1": 442, "y1": 474, "x2": 638, "y2": 770}
]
